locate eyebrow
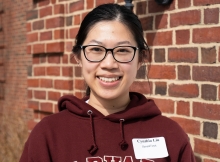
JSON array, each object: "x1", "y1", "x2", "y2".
[{"x1": 88, "y1": 40, "x2": 132, "y2": 46}]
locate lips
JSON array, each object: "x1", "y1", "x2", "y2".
[{"x1": 98, "y1": 76, "x2": 121, "y2": 83}]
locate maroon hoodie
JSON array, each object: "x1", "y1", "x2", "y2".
[{"x1": 19, "y1": 92, "x2": 195, "y2": 162}]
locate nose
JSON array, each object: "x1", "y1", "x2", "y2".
[{"x1": 100, "y1": 51, "x2": 118, "y2": 69}]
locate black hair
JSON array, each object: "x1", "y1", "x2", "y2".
[{"x1": 72, "y1": 3, "x2": 151, "y2": 96}]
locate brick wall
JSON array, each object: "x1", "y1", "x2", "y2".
[
  {"x1": 0, "y1": 0, "x2": 32, "y2": 113},
  {"x1": 1, "y1": 0, "x2": 219, "y2": 161}
]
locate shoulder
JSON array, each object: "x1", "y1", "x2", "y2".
[{"x1": 29, "y1": 110, "x2": 70, "y2": 136}]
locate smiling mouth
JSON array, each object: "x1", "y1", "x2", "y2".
[{"x1": 98, "y1": 76, "x2": 122, "y2": 83}]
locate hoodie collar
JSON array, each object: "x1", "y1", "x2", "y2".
[{"x1": 58, "y1": 92, "x2": 161, "y2": 121}]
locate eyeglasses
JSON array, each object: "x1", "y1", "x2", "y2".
[{"x1": 80, "y1": 45, "x2": 138, "y2": 63}]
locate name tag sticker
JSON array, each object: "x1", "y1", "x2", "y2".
[{"x1": 132, "y1": 137, "x2": 169, "y2": 159}]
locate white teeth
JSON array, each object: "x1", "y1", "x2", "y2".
[{"x1": 99, "y1": 77, "x2": 120, "y2": 82}]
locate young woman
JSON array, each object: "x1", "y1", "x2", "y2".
[{"x1": 20, "y1": 3, "x2": 196, "y2": 162}]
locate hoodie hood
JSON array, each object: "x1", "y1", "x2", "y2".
[
  {"x1": 58, "y1": 92, "x2": 162, "y2": 155},
  {"x1": 58, "y1": 92, "x2": 161, "y2": 122}
]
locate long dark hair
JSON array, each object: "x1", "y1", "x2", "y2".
[{"x1": 72, "y1": 3, "x2": 151, "y2": 96}]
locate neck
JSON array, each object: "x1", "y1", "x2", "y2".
[{"x1": 88, "y1": 92, "x2": 130, "y2": 116}]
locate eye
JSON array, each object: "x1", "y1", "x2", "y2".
[
  {"x1": 118, "y1": 48, "x2": 129, "y2": 52},
  {"x1": 115, "y1": 47, "x2": 132, "y2": 54},
  {"x1": 90, "y1": 47, "x2": 104, "y2": 52}
]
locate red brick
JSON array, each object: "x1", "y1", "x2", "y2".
[
  {"x1": 178, "y1": 0, "x2": 191, "y2": 8},
  {"x1": 193, "y1": 27, "x2": 220, "y2": 43},
  {"x1": 193, "y1": 102, "x2": 220, "y2": 120},
  {"x1": 171, "y1": 117, "x2": 200, "y2": 135},
  {"x1": 219, "y1": 85, "x2": 220, "y2": 100},
  {"x1": 75, "y1": 66, "x2": 82, "y2": 77},
  {"x1": 69, "y1": 27, "x2": 79, "y2": 39},
  {"x1": 219, "y1": 47, "x2": 220, "y2": 62},
  {"x1": 51, "y1": 0, "x2": 56, "y2": 4},
  {"x1": 130, "y1": 81, "x2": 152, "y2": 95},
  {"x1": 70, "y1": 0, "x2": 84, "y2": 12},
  {"x1": 96, "y1": 0, "x2": 114, "y2": 6},
  {"x1": 155, "y1": 82, "x2": 167, "y2": 95},
  {"x1": 46, "y1": 42, "x2": 64, "y2": 53},
  {"x1": 34, "y1": 67, "x2": 45, "y2": 76},
  {"x1": 136, "y1": 1, "x2": 147, "y2": 15},
  {"x1": 27, "y1": 33, "x2": 38, "y2": 43},
  {"x1": 146, "y1": 31, "x2": 172, "y2": 46},
  {"x1": 54, "y1": 80, "x2": 73, "y2": 90},
  {"x1": 148, "y1": 0, "x2": 175, "y2": 13},
  {"x1": 39, "y1": 0, "x2": 50, "y2": 7},
  {"x1": 46, "y1": 66, "x2": 60, "y2": 76},
  {"x1": 153, "y1": 98, "x2": 174, "y2": 114},
  {"x1": 62, "y1": 66, "x2": 73, "y2": 77},
  {"x1": 201, "y1": 84, "x2": 217, "y2": 101},
  {"x1": 194, "y1": 0, "x2": 220, "y2": 6},
  {"x1": 148, "y1": 65, "x2": 176, "y2": 79},
  {"x1": 75, "y1": 91, "x2": 84, "y2": 99},
  {"x1": 193, "y1": 66, "x2": 220, "y2": 82},
  {"x1": 34, "y1": 90, "x2": 46, "y2": 99},
  {"x1": 201, "y1": 47, "x2": 216, "y2": 64},
  {"x1": 74, "y1": 15, "x2": 81, "y2": 25},
  {"x1": 28, "y1": 79, "x2": 39, "y2": 87},
  {"x1": 194, "y1": 138, "x2": 220, "y2": 158},
  {"x1": 33, "y1": 44, "x2": 45, "y2": 54},
  {"x1": 176, "y1": 101, "x2": 190, "y2": 116},
  {"x1": 26, "y1": 23, "x2": 32, "y2": 32},
  {"x1": 176, "y1": 30, "x2": 190, "y2": 44},
  {"x1": 169, "y1": 84, "x2": 199, "y2": 98},
  {"x1": 154, "y1": 48, "x2": 165, "y2": 62},
  {"x1": 62, "y1": 54, "x2": 69, "y2": 63},
  {"x1": 28, "y1": 101, "x2": 39, "y2": 110},
  {"x1": 40, "y1": 31, "x2": 52, "y2": 41},
  {"x1": 48, "y1": 54, "x2": 61, "y2": 63},
  {"x1": 28, "y1": 90, "x2": 32, "y2": 99},
  {"x1": 178, "y1": 65, "x2": 191, "y2": 80},
  {"x1": 66, "y1": 16, "x2": 73, "y2": 26},
  {"x1": 204, "y1": 159, "x2": 217, "y2": 162},
  {"x1": 170, "y1": 10, "x2": 201, "y2": 27},
  {"x1": 54, "y1": 4, "x2": 65, "y2": 14},
  {"x1": 86, "y1": 0, "x2": 94, "y2": 9},
  {"x1": 155, "y1": 14, "x2": 168, "y2": 29},
  {"x1": 40, "y1": 79, "x2": 53, "y2": 88},
  {"x1": 0, "y1": 66, "x2": 5, "y2": 81},
  {"x1": 40, "y1": 6, "x2": 52, "y2": 18},
  {"x1": 46, "y1": 17, "x2": 64, "y2": 29},
  {"x1": 33, "y1": 20, "x2": 44, "y2": 30},
  {"x1": 48, "y1": 91, "x2": 61, "y2": 101},
  {"x1": 204, "y1": 8, "x2": 219, "y2": 24},
  {"x1": 140, "y1": 16, "x2": 153, "y2": 31},
  {"x1": 26, "y1": 10, "x2": 38, "y2": 20},
  {"x1": 54, "y1": 104, "x2": 59, "y2": 113},
  {"x1": 168, "y1": 48, "x2": 198, "y2": 63},
  {"x1": 75, "y1": 79, "x2": 85, "y2": 89},
  {"x1": 39, "y1": 55, "x2": 47, "y2": 63},
  {"x1": 40, "y1": 102, "x2": 53, "y2": 113},
  {"x1": 65, "y1": 41, "x2": 73, "y2": 53},
  {"x1": 27, "y1": 45, "x2": 32, "y2": 54},
  {"x1": 54, "y1": 29, "x2": 64, "y2": 39}
]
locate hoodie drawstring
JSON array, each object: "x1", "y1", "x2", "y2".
[
  {"x1": 119, "y1": 119, "x2": 128, "y2": 150},
  {"x1": 87, "y1": 110, "x2": 98, "y2": 155}
]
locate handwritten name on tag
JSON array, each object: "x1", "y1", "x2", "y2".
[{"x1": 132, "y1": 137, "x2": 169, "y2": 159}]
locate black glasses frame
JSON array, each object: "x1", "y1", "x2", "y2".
[{"x1": 80, "y1": 45, "x2": 138, "y2": 63}]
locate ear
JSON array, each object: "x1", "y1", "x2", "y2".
[{"x1": 74, "y1": 55, "x2": 82, "y2": 66}]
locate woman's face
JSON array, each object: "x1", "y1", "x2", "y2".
[{"x1": 79, "y1": 20, "x2": 141, "y2": 101}]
